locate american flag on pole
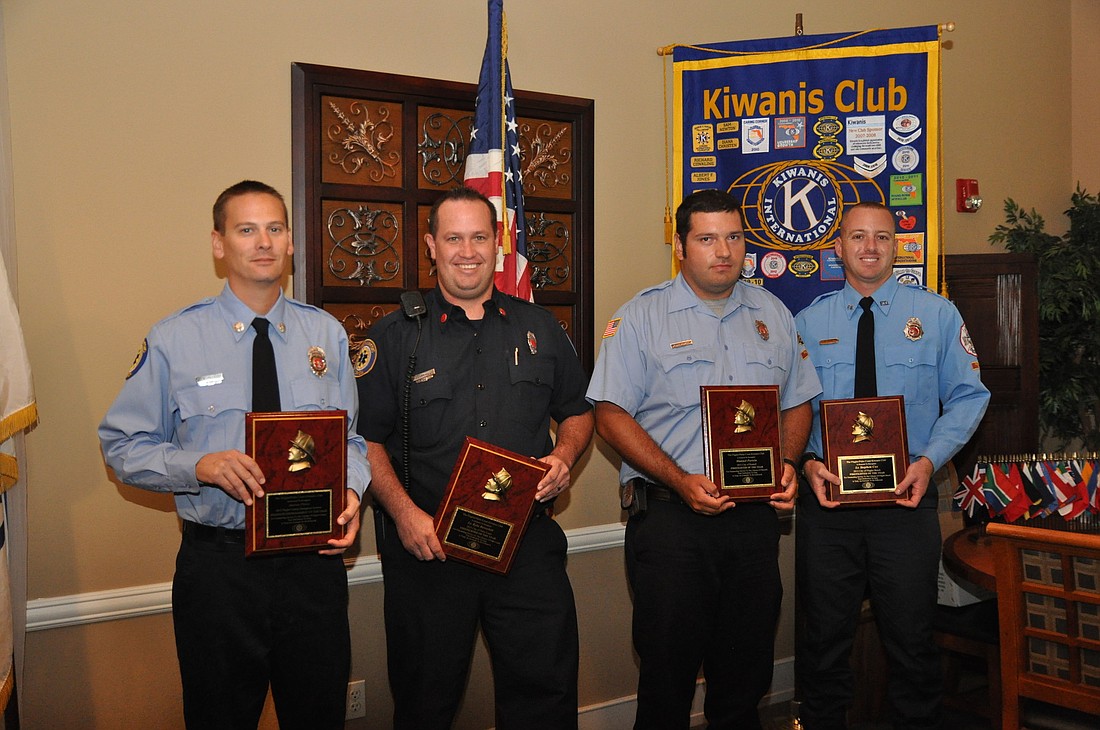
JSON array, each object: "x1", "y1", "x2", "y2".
[
  {"x1": 464, "y1": 0, "x2": 533, "y2": 301},
  {"x1": 0, "y1": 251, "x2": 34, "y2": 714},
  {"x1": 0, "y1": 253, "x2": 35, "y2": 487}
]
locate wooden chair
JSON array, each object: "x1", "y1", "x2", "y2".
[{"x1": 988, "y1": 523, "x2": 1100, "y2": 729}]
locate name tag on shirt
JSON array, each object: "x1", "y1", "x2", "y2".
[{"x1": 196, "y1": 373, "x2": 224, "y2": 387}]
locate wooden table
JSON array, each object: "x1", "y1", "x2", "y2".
[{"x1": 942, "y1": 525, "x2": 996, "y2": 592}]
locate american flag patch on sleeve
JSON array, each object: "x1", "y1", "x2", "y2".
[{"x1": 603, "y1": 318, "x2": 622, "y2": 338}]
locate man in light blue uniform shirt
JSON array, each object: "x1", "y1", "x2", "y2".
[
  {"x1": 794, "y1": 202, "x2": 990, "y2": 730},
  {"x1": 99, "y1": 180, "x2": 369, "y2": 730},
  {"x1": 587, "y1": 190, "x2": 820, "y2": 730}
]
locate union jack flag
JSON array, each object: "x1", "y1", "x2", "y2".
[
  {"x1": 464, "y1": 0, "x2": 532, "y2": 301},
  {"x1": 954, "y1": 465, "x2": 986, "y2": 518}
]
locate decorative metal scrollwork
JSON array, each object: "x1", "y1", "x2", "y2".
[
  {"x1": 327, "y1": 101, "x2": 399, "y2": 181},
  {"x1": 341, "y1": 312, "x2": 378, "y2": 336},
  {"x1": 525, "y1": 212, "x2": 570, "y2": 289},
  {"x1": 327, "y1": 206, "x2": 400, "y2": 286},
  {"x1": 419, "y1": 112, "x2": 472, "y2": 187},
  {"x1": 519, "y1": 122, "x2": 572, "y2": 195}
]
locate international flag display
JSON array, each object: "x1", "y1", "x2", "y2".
[
  {"x1": 464, "y1": 0, "x2": 533, "y2": 301},
  {"x1": 953, "y1": 455, "x2": 1100, "y2": 523}
]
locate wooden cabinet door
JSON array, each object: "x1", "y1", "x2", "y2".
[{"x1": 943, "y1": 252, "x2": 1039, "y2": 473}]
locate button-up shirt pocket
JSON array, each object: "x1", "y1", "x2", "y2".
[
  {"x1": 288, "y1": 376, "x2": 342, "y2": 410},
  {"x1": 655, "y1": 343, "x2": 718, "y2": 410},
  {"x1": 408, "y1": 373, "x2": 454, "y2": 449},
  {"x1": 507, "y1": 358, "x2": 556, "y2": 433},
  {"x1": 812, "y1": 345, "x2": 855, "y2": 400},
  {"x1": 175, "y1": 381, "x2": 247, "y2": 447},
  {"x1": 884, "y1": 342, "x2": 938, "y2": 406}
]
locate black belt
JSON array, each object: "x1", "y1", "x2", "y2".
[
  {"x1": 632, "y1": 478, "x2": 686, "y2": 506},
  {"x1": 181, "y1": 520, "x2": 246, "y2": 545}
]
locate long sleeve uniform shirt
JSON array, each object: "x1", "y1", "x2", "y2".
[
  {"x1": 98, "y1": 284, "x2": 370, "y2": 528},
  {"x1": 795, "y1": 276, "x2": 990, "y2": 490}
]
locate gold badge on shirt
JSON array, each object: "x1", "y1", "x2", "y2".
[
  {"x1": 904, "y1": 317, "x2": 924, "y2": 342},
  {"x1": 308, "y1": 346, "x2": 328, "y2": 377},
  {"x1": 755, "y1": 320, "x2": 770, "y2": 341}
]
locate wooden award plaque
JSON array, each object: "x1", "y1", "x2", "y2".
[
  {"x1": 244, "y1": 410, "x2": 347, "y2": 556},
  {"x1": 433, "y1": 437, "x2": 550, "y2": 574},
  {"x1": 820, "y1": 396, "x2": 910, "y2": 505},
  {"x1": 700, "y1": 385, "x2": 782, "y2": 501}
]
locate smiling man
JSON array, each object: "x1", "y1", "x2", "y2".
[
  {"x1": 794, "y1": 201, "x2": 990, "y2": 730},
  {"x1": 98, "y1": 180, "x2": 369, "y2": 729},
  {"x1": 587, "y1": 189, "x2": 820, "y2": 730},
  {"x1": 356, "y1": 186, "x2": 593, "y2": 729}
]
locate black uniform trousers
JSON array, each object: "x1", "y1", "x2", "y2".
[
  {"x1": 172, "y1": 525, "x2": 351, "y2": 730},
  {"x1": 795, "y1": 502, "x2": 943, "y2": 730},
  {"x1": 626, "y1": 499, "x2": 782, "y2": 730},
  {"x1": 380, "y1": 514, "x2": 579, "y2": 730}
]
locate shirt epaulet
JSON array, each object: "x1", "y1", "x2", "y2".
[
  {"x1": 806, "y1": 288, "x2": 842, "y2": 308},
  {"x1": 157, "y1": 297, "x2": 215, "y2": 327},
  {"x1": 284, "y1": 297, "x2": 324, "y2": 313},
  {"x1": 635, "y1": 278, "x2": 675, "y2": 299}
]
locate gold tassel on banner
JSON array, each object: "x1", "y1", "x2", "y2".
[{"x1": 660, "y1": 49, "x2": 678, "y2": 275}]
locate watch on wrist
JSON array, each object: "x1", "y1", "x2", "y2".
[{"x1": 797, "y1": 452, "x2": 822, "y2": 474}]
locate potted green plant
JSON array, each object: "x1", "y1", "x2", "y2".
[{"x1": 989, "y1": 188, "x2": 1100, "y2": 451}]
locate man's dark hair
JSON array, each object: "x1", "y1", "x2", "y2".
[
  {"x1": 427, "y1": 186, "x2": 497, "y2": 237},
  {"x1": 212, "y1": 180, "x2": 288, "y2": 234},
  {"x1": 675, "y1": 189, "x2": 743, "y2": 241}
]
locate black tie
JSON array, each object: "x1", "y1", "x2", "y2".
[
  {"x1": 251, "y1": 317, "x2": 281, "y2": 412},
  {"x1": 854, "y1": 297, "x2": 877, "y2": 398}
]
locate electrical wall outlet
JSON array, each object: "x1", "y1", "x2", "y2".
[{"x1": 345, "y1": 679, "x2": 366, "y2": 720}]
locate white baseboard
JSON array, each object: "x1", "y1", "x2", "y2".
[
  {"x1": 30, "y1": 519, "x2": 795, "y2": 729},
  {"x1": 26, "y1": 522, "x2": 627, "y2": 631},
  {"x1": 575, "y1": 656, "x2": 794, "y2": 729}
]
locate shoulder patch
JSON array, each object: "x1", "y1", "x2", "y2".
[
  {"x1": 959, "y1": 324, "x2": 977, "y2": 357},
  {"x1": 602, "y1": 318, "x2": 622, "y2": 339},
  {"x1": 126, "y1": 339, "x2": 149, "y2": 379},
  {"x1": 351, "y1": 337, "x2": 378, "y2": 378}
]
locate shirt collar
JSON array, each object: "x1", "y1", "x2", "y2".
[
  {"x1": 216, "y1": 284, "x2": 289, "y2": 342},
  {"x1": 429, "y1": 287, "x2": 509, "y2": 331},
  {"x1": 841, "y1": 276, "x2": 899, "y2": 320},
  {"x1": 668, "y1": 273, "x2": 756, "y2": 318}
]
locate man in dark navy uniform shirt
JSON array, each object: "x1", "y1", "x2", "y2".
[{"x1": 356, "y1": 186, "x2": 593, "y2": 730}]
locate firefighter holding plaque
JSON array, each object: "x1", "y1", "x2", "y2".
[
  {"x1": 587, "y1": 190, "x2": 821, "y2": 730},
  {"x1": 355, "y1": 187, "x2": 593, "y2": 730},
  {"x1": 99, "y1": 181, "x2": 370, "y2": 729},
  {"x1": 794, "y1": 202, "x2": 990, "y2": 729}
]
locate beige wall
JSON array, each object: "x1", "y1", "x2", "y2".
[
  {"x1": 1072, "y1": 0, "x2": 1100, "y2": 194},
  {"x1": 3, "y1": 0, "x2": 1087, "y2": 727}
]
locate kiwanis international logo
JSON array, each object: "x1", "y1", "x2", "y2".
[{"x1": 731, "y1": 160, "x2": 885, "y2": 251}]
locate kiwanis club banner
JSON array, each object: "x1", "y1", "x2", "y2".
[{"x1": 674, "y1": 26, "x2": 941, "y2": 315}]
